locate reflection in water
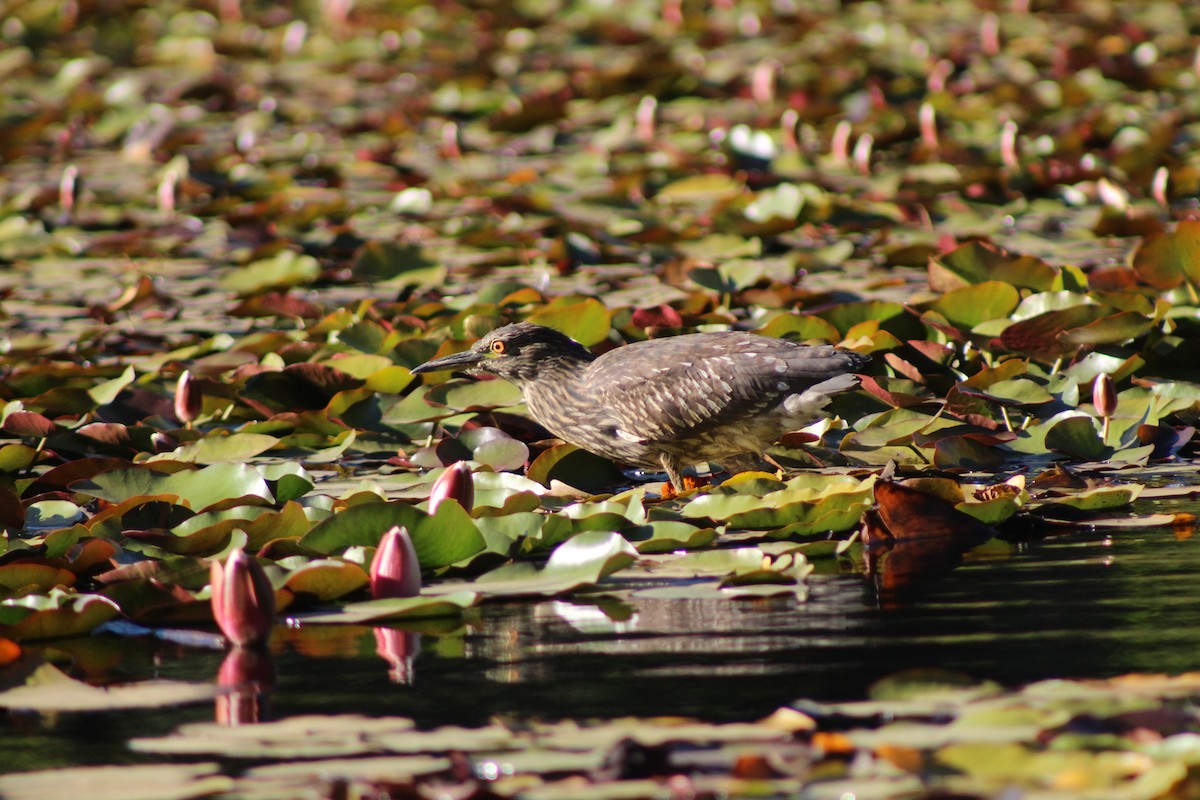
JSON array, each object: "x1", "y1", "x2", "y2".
[
  {"x1": 374, "y1": 628, "x2": 420, "y2": 684},
  {"x1": 6, "y1": 520, "x2": 1200, "y2": 769},
  {"x1": 215, "y1": 646, "x2": 274, "y2": 726}
]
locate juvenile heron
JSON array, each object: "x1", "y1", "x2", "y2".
[{"x1": 412, "y1": 322, "x2": 867, "y2": 492}]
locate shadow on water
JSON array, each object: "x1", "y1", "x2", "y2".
[{"x1": 4, "y1": 521, "x2": 1200, "y2": 770}]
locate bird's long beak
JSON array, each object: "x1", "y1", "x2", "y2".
[{"x1": 411, "y1": 348, "x2": 485, "y2": 374}]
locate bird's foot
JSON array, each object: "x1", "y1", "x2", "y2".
[{"x1": 660, "y1": 474, "x2": 706, "y2": 499}]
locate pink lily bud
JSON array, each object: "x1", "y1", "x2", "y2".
[
  {"x1": 999, "y1": 120, "x2": 1019, "y2": 170},
  {"x1": 370, "y1": 525, "x2": 422, "y2": 599},
  {"x1": 1093, "y1": 373, "x2": 1117, "y2": 419},
  {"x1": 210, "y1": 550, "x2": 276, "y2": 647},
  {"x1": 1093, "y1": 373, "x2": 1116, "y2": 441},
  {"x1": 428, "y1": 461, "x2": 474, "y2": 515},
  {"x1": 174, "y1": 370, "x2": 202, "y2": 426},
  {"x1": 635, "y1": 95, "x2": 657, "y2": 143}
]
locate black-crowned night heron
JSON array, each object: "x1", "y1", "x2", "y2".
[{"x1": 412, "y1": 322, "x2": 867, "y2": 492}]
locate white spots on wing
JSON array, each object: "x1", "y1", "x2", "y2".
[
  {"x1": 679, "y1": 361, "x2": 692, "y2": 368},
  {"x1": 615, "y1": 428, "x2": 644, "y2": 443},
  {"x1": 774, "y1": 362, "x2": 788, "y2": 373},
  {"x1": 776, "y1": 381, "x2": 788, "y2": 391}
]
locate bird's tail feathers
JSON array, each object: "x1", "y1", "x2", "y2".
[{"x1": 782, "y1": 372, "x2": 860, "y2": 418}]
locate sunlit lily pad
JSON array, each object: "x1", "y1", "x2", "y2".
[
  {"x1": 0, "y1": 662, "x2": 215, "y2": 711},
  {"x1": 300, "y1": 500, "x2": 486, "y2": 568},
  {"x1": 427, "y1": 531, "x2": 637, "y2": 599},
  {"x1": 0, "y1": 763, "x2": 230, "y2": 800},
  {"x1": 0, "y1": 591, "x2": 120, "y2": 641},
  {"x1": 297, "y1": 590, "x2": 479, "y2": 625},
  {"x1": 72, "y1": 463, "x2": 274, "y2": 512}
]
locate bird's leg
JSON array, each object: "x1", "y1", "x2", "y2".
[{"x1": 658, "y1": 454, "x2": 696, "y2": 498}]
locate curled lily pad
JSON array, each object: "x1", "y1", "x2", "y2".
[
  {"x1": 72, "y1": 463, "x2": 274, "y2": 513},
  {"x1": 0, "y1": 564, "x2": 75, "y2": 595},
  {"x1": 0, "y1": 590, "x2": 121, "y2": 641},
  {"x1": 929, "y1": 241, "x2": 1057, "y2": 292},
  {"x1": 296, "y1": 590, "x2": 479, "y2": 625},
  {"x1": 428, "y1": 531, "x2": 637, "y2": 599},
  {"x1": 1131, "y1": 220, "x2": 1200, "y2": 290},
  {"x1": 682, "y1": 474, "x2": 874, "y2": 533},
  {"x1": 459, "y1": 426, "x2": 529, "y2": 471},
  {"x1": 283, "y1": 560, "x2": 368, "y2": 602}
]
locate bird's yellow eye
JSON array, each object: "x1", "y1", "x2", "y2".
[{"x1": 490, "y1": 340, "x2": 506, "y2": 354}]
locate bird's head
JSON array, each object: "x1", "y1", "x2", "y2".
[{"x1": 411, "y1": 322, "x2": 595, "y2": 384}]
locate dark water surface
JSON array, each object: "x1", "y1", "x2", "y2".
[{"x1": 5, "y1": 513, "x2": 1200, "y2": 771}]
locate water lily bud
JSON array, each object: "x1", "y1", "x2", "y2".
[
  {"x1": 174, "y1": 370, "x2": 202, "y2": 426},
  {"x1": 1093, "y1": 372, "x2": 1117, "y2": 442},
  {"x1": 59, "y1": 164, "x2": 79, "y2": 219},
  {"x1": 439, "y1": 120, "x2": 462, "y2": 159},
  {"x1": 980, "y1": 12, "x2": 1000, "y2": 57},
  {"x1": 830, "y1": 120, "x2": 852, "y2": 166},
  {"x1": 999, "y1": 120, "x2": 1019, "y2": 169},
  {"x1": 750, "y1": 59, "x2": 778, "y2": 105},
  {"x1": 1093, "y1": 373, "x2": 1117, "y2": 419},
  {"x1": 1152, "y1": 166, "x2": 1169, "y2": 210},
  {"x1": 370, "y1": 525, "x2": 422, "y2": 599},
  {"x1": 428, "y1": 461, "x2": 474, "y2": 515},
  {"x1": 852, "y1": 133, "x2": 874, "y2": 175},
  {"x1": 210, "y1": 550, "x2": 276, "y2": 647},
  {"x1": 919, "y1": 102, "x2": 938, "y2": 151},
  {"x1": 635, "y1": 95, "x2": 657, "y2": 143}
]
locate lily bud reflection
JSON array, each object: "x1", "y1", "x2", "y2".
[
  {"x1": 374, "y1": 627, "x2": 420, "y2": 684},
  {"x1": 215, "y1": 646, "x2": 274, "y2": 725}
]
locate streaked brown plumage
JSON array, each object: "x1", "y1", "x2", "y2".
[{"x1": 412, "y1": 322, "x2": 867, "y2": 491}]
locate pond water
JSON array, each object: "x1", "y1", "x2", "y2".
[{"x1": 5, "y1": 495, "x2": 1200, "y2": 773}]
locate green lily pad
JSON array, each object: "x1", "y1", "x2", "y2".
[
  {"x1": 1033, "y1": 484, "x2": 1144, "y2": 513},
  {"x1": 298, "y1": 590, "x2": 479, "y2": 625},
  {"x1": 930, "y1": 241, "x2": 1057, "y2": 291},
  {"x1": 928, "y1": 281, "x2": 1020, "y2": 328},
  {"x1": 428, "y1": 531, "x2": 637, "y2": 599},
  {"x1": 1043, "y1": 415, "x2": 1109, "y2": 460},
  {"x1": 1131, "y1": 219, "x2": 1200, "y2": 290},
  {"x1": 300, "y1": 500, "x2": 486, "y2": 568},
  {"x1": 527, "y1": 298, "x2": 612, "y2": 346},
  {"x1": 72, "y1": 463, "x2": 274, "y2": 513},
  {"x1": 283, "y1": 560, "x2": 368, "y2": 602},
  {"x1": 163, "y1": 432, "x2": 278, "y2": 464},
  {"x1": 220, "y1": 250, "x2": 321, "y2": 295},
  {"x1": 0, "y1": 591, "x2": 121, "y2": 641},
  {"x1": 0, "y1": 564, "x2": 75, "y2": 594},
  {"x1": 655, "y1": 173, "x2": 743, "y2": 203}
]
